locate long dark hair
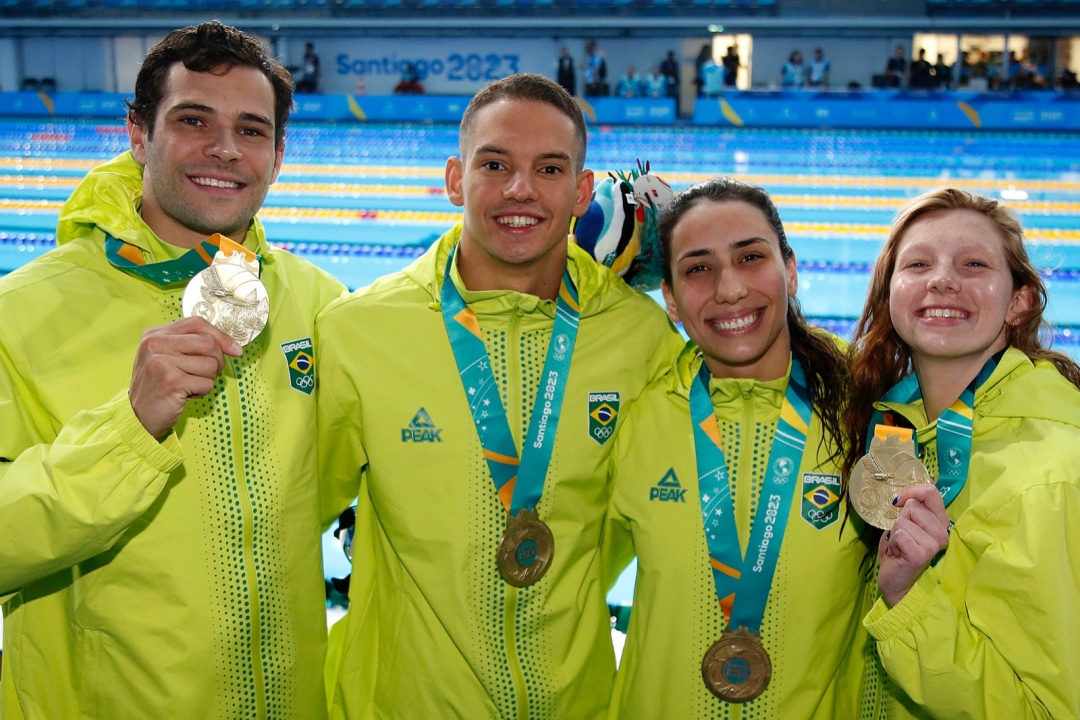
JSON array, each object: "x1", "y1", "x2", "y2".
[{"x1": 659, "y1": 177, "x2": 850, "y2": 465}]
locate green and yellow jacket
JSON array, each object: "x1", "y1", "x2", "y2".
[
  {"x1": 605, "y1": 342, "x2": 877, "y2": 720},
  {"x1": 0, "y1": 152, "x2": 345, "y2": 720},
  {"x1": 867, "y1": 347, "x2": 1080, "y2": 720},
  {"x1": 317, "y1": 225, "x2": 683, "y2": 719}
]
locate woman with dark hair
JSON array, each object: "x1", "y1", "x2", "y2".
[
  {"x1": 845, "y1": 187, "x2": 1080, "y2": 719},
  {"x1": 604, "y1": 177, "x2": 874, "y2": 718}
]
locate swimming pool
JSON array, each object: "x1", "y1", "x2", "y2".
[{"x1": 3, "y1": 118, "x2": 1078, "y2": 348}]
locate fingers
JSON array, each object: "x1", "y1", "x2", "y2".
[
  {"x1": 893, "y1": 484, "x2": 951, "y2": 551},
  {"x1": 129, "y1": 318, "x2": 241, "y2": 438}
]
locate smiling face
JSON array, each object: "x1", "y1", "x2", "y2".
[
  {"x1": 662, "y1": 199, "x2": 797, "y2": 381},
  {"x1": 889, "y1": 208, "x2": 1032, "y2": 376},
  {"x1": 445, "y1": 98, "x2": 593, "y2": 297},
  {"x1": 130, "y1": 63, "x2": 283, "y2": 249}
]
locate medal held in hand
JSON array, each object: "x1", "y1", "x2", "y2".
[
  {"x1": 182, "y1": 235, "x2": 269, "y2": 346},
  {"x1": 849, "y1": 431, "x2": 934, "y2": 530},
  {"x1": 496, "y1": 508, "x2": 554, "y2": 587},
  {"x1": 701, "y1": 627, "x2": 773, "y2": 703}
]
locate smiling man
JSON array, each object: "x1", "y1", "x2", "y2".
[
  {"x1": 317, "y1": 74, "x2": 682, "y2": 719},
  {"x1": 0, "y1": 22, "x2": 345, "y2": 719}
]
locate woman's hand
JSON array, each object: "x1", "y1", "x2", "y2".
[{"x1": 878, "y1": 483, "x2": 952, "y2": 607}]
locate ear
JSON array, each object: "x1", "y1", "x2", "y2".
[
  {"x1": 445, "y1": 156, "x2": 464, "y2": 208},
  {"x1": 660, "y1": 279, "x2": 681, "y2": 325},
  {"x1": 1006, "y1": 284, "x2": 1034, "y2": 325},
  {"x1": 572, "y1": 168, "x2": 595, "y2": 218},
  {"x1": 785, "y1": 251, "x2": 798, "y2": 298},
  {"x1": 128, "y1": 116, "x2": 148, "y2": 165},
  {"x1": 270, "y1": 142, "x2": 285, "y2": 184}
]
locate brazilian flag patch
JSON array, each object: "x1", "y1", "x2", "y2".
[
  {"x1": 588, "y1": 391, "x2": 620, "y2": 446},
  {"x1": 801, "y1": 472, "x2": 841, "y2": 530},
  {"x1": 281, "y1": 337, "x2": 316, "y2": 395}
]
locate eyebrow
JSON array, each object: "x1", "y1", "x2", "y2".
[
  {"x1": 166, "y1": 102, "x2": 274, "y2": 130},
  {"x1": 472, "y1": 144, "x2": 572, "y2": 164},
  {"x1": 675, "y1": 236, "x2": 770, "y2": 263}
]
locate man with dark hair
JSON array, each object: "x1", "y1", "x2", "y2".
[
  {"x1": 318, "y1": 72, "x2": 681, "y2": 718},
  {"x1": 0, "y1": 21, "x2": 344, "y2": 719}
]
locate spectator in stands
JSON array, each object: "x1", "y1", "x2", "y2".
[
  {"x1": 885, "y1": 44, "x2": 908, "y2": 88},
  {"x1": 585, "y1": 40, "x2": 609, "y2": 96},
  {"x1": 644, "y1": 64, "x2": 667, "y2": 98},
  {"x1": 394, "y1": 63, "x2": 425, "y2": 94},
  {"x1": 617, "y1": 65, "x2": 644, "y2": 98},
  {"x1": 933, "y1": 54, "x2": 952, "y2": 89},
  {"x1": 556, "y1": 46, "x2": 576, "y2": 96},
  {"x1": 660, "y1": 50, "x2": 680, "y2": 102},
  {"x1": 910, "y1": 48, "x2": 934, "y2": 89},
  {"x1": 701, "y1": 55, "x2": 723, "y2": 97},
  {"x1": 694, "y1": 44, "x2": 713, "y2": 97},
  {"x1": 721, "y1": 45, "x2": 740, "y2": 88},
  {"x1": 807, "y1": 47, "x2": 831, "y2": 89},
  {"x1": 297, "y1": 41, "x2": 320, "y2": 93},
  {"x1": 781, "y1": 50, "x2": 805, "y2": 89},
  {"x1": 0, "y1": 21, "x2": 345, "y2": 720},
  {"x1": 959, "y1": 51, "x2": 973, "y2": 87}
]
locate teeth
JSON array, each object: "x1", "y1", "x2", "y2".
[
  {"x1": 923, "y1": 308, "x2": 967, "y2": 319},
  {"x1": 193, "y1": 177, "x2": 240, "y2": 189},
  {"x1": 713, "y1": 313, "x2": 758, "y2": 331},
  {"x1": 498, "y1": 215, "x2": 539, "y2": 228}
]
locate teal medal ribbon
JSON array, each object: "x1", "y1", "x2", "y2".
[
  {"x1": 689, "y1": 356, "x2": 812, "y2": 633},
  {"x1": 867, "y1": 351, "x2": 1001, "y2": 507},
  {"x1": 105, "y1": 234, "x2": 261, "y2": 287},
  {"x1": 440, "y1": 245, "x2": 580, "y2": 516}
]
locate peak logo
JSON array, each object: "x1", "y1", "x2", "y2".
[
  {"x1": 281, "y1": 338, "x2": 315, "y2": 395},
  {"x1": 401, "y1": 408, "x2": 443, "y2": 443},
  {"x1": 649, "y1": 469, "x2": 687, "y2": 503}
]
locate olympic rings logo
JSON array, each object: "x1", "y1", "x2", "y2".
[{"x1": 295, "y1": 375, "x2": 315, "y2": 389}]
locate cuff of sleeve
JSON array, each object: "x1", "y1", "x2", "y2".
[
  {"x1": 106, "y1": 391, "x2": 184, "y2": 473},
  {"x1": 864, "y1": 567, "x2": 941, "y2": 641}
]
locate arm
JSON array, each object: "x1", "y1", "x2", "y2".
[
  {"x1": 866, "y1": 482, "x2": 1080, "y2": 719},
  {"x1": 0, "y1": 317, "x2": 238, "y2": 597},
  {"x1": 315, "y1": 305, "x2": 367, "y2": 529}
]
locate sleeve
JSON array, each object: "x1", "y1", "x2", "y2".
[
  {"x1": 864, "y1": 482, "x2": 1080, "y2": 720},
  {"x1": 315, "y1": 303, "x2": 367, "y2": 529},
  {"x1": 0, "y1": 349, "x2": 183, "y2": 597},
  {"x1": 599, "y1": 426, "x2": 635, "y2": 592}
]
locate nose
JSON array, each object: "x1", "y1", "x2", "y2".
[
  {"x1": 207, "y1": 129, "x2": 242, "y2": 163},
  {"x1": 503, "y1": 170, "x2": 538, "y2": 202},
  {"x1": 927, "y1": 263, "x2": 960, "y2": 293},
  {"x1": 714, "y1": 269, "x2": 748, "y2": 304}
]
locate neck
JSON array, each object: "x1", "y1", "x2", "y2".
[
  {"x1": 455, "y1": 244, "x2": 567, "y2": 301},
  {"x1": 912, "y1": 351, "x2": 997, "y2": 421}
]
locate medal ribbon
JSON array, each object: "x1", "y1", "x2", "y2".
[
  {"x1": 867, "y1": 352, "x2": 1001, "y2": 507},
  {"x1": 440, "y1": 245, "x2": 580, "y2": 515},
  {"x1": 105, "y1": 234, "x2": 261, "y2": 287},
  {"x1": 689, "y1": 357, "x2": 812, "y2": 631}
]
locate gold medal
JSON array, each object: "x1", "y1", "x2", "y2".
[
  {"x1": 182, "y1": 235, "x2": 269, "y2": 346},
  {"x1": 849, "y1": 432, "x2": 934, "y2": 530},
  {"x1": 496, "y1": 508, "x2": 554, "y2": 587},
  {"x1": 701, "y1": 627, "x2": 772, "y2": 703}
]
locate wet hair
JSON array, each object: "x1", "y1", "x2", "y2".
[
  {"x1": 458, "y1": 73, "x2": 588, "y2": 171},
  {"x1": 126, "y1": 21, "x2": 294, "y2": 148},
  {"x1": 657, "y1": 176, "x2": 851, "y2": 464},
  {"x1": 843, "y1": 187, "x2": 1080, "y2": 482}
]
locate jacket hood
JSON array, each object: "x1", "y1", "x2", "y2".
[
  {"x1": 56, "y1": 151, "x2": 270, "y2": 259},
  {"x1": 401, "y1": 223, "x2": 639, "y2": 319}
]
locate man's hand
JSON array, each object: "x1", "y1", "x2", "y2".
[
  {"x1": 129, "y1": 317, "x2": 242, "y2": 438},
  {"x1": 878, "y1": 483, "x2": 952, "y2": 608}
]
